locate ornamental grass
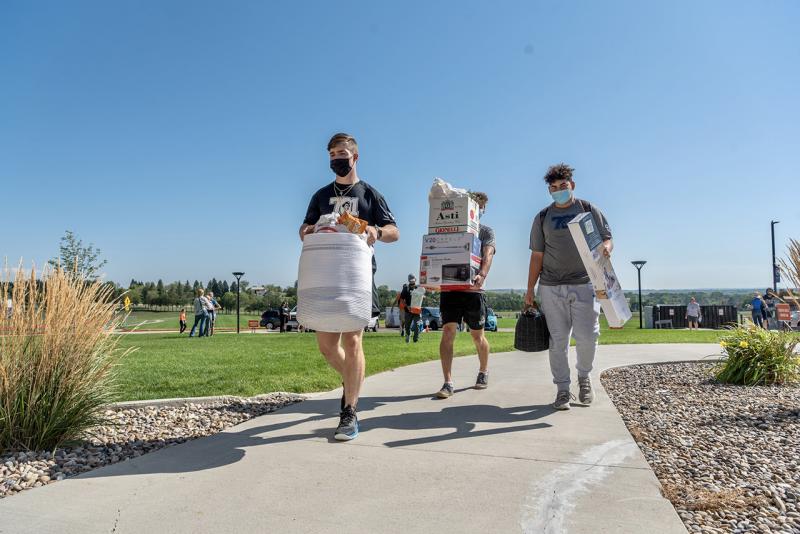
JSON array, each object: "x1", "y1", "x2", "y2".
[
  {"x1": 0, "y1": 263, "x2": 129, "y2": 453},
  {"x1": 780, "y1": 238, "x2": 800, "y2": 310},
  {"x1": 715, "y1": 325, "x2": 799, "y2": 386}
]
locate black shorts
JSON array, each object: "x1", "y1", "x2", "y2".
[{"x1": 440, "y1": 292, "x2": 486, "y2": 330}]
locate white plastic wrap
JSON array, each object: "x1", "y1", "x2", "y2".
[
  {"x1": 428, "y1": 177, "x2": 470, "y2": 200},
  {"x1": 409, "y1": 286, "x2": 425, "y2": 313},
  {"x1": 297, "y1": 232, "x2": 373, "y2": 332}
]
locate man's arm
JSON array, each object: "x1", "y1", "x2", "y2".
[
  {"x1": 366, "y1": 224, "x2": 399, "y2": 245},
  {"x1": 525, "y1": 251, "x2": 544, "y2": 307},
  {"x1": 472, "y1": 245, "x2": 495, "y2": 289}
]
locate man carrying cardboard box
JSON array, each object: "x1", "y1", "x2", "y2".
[
  {"x1": 435, "y1": 192, "x2": 496, "y2": 398},
  {"x1": 525, "y1": 164, "x2": 613, "y2": 411}
]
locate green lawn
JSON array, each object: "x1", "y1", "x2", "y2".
[
  {"x1": 114, "y1": 331, "x2": 516, "y2": 401},
  {"x1": 119, "y1": 311, "x2": 261, "y2": 331},
  {"x1": 113, "y1": 315, "x2": 728, "y2": 401}
]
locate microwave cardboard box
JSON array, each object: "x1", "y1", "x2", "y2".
[
  {"x1": 419, "y1": 251, "x2": 481, "y2": 291},
  {"x1": 421, "y1": 232, "x2": 482, "y2": 257},
  {"x1": 428, "y1": 196, "x2": 480, "y2": 235},
  {"x1": 567, "y1": 212, "x2": 632, "y2": 328}
]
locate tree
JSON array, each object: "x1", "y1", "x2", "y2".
[
  {"x1": 220, "y1": 291, "x2": 237, "y2": 311},
  {"x1": 212, "y1": 279, "x2": 223, "y2": 297},
  {"x1": 48, "y1": 230, "x2": 108, "y2": 280}
]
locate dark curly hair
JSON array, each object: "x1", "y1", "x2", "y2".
[{"x1": 543, "y1": 163, "x2": 574, "y2": 184}]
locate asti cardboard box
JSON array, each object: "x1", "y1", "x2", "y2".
[
  {"x1": 421, "y1": 232, "x2": 482, "y2": 256},
  {"x1": 428, "y1": 196, "x2": 480, "y2": 235},
  {"x1": 419, "y1": 250, "x2": 481, "y2": 291},
  {"x1": 567, "y1": 212, "x2": 632, "y2": 328}
]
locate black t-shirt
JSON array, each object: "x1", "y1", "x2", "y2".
[
  {"x1": 303, "y1": 180, "x2": 396, "y2": 228},
  {"x1": 303, "y1": 180, "x2": 397, "y2": 273},
  {"x1": 400, "y1": 284, "x2": 416, "y2": 307}
]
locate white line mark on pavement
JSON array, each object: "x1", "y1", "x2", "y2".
[{"x1": 519, "y1": 439, "x2": 638, "y2": 534}]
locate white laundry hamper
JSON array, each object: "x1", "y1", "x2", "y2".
[{"x1": 297, "y1": 232, "x2": 373, "y2": 332}]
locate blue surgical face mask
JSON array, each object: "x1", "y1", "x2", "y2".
[{"x1": 550, "y1": 189, "x2": 572, "y2": 204}]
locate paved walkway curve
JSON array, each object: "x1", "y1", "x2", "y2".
[{"x1": 0, "y1": 343, "x2": 720, "y2": 534}]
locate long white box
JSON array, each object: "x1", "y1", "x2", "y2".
[
  {"x1": 567, "y1": 212, "x2": 632, "y2": 328},
  {"x1": 428, "y1": 196, "x2": 480, "y2": 235},
  {"x1": 419, "y1": 251, "x2": 481, "y2": 291},
  {"x1": 421, "y1": 232, "x2": 482, "y2": 256}
]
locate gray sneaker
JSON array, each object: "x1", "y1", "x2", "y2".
[
  {"x1": 578, "y1": 377, "x2": 594, "y2": 404},
  {"x1": 553, "y1": 390, "x2": 574, "y2": 410},
  {"x1": 436, "y1": 382, "x2": 454, "y2": 399}
]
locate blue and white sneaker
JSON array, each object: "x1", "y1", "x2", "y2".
[{"x1": 335, "y1": 405, "x2": 359, "y2": 441}]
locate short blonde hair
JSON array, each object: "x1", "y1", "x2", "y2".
[{"x1": 196, "y1": 288, "x2": 205, "y2": 296}]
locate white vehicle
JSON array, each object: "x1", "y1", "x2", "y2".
[{"x1": 365, "y1": 316, "x2": 379, "y2": 332}]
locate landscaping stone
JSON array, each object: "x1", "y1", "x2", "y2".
[
  {"x1": 0, "y1": 393, "x2": 303, "y2": 499},
  {"x1": 602, "y1": 362, "x2": 800, "y2": 534}
]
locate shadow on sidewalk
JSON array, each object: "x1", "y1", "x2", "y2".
[{"x1": 80, "y1": 394, "x2": 553, "y2": 479}]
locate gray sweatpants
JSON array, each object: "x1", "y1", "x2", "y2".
[{"x1": 537, "y1": 283, "x2": 600, "y2": 391}]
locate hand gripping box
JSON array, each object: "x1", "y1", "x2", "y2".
[
  {"x1": 567, "y1": 212, "x2": 632, "y2": 328},
  {"x1": 428, "y1": 196, "x2": 480, "y2": 235}
]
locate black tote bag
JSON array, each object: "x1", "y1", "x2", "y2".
[{"x1": 514, "y1": 308, "x2": 550, "y2": 352}]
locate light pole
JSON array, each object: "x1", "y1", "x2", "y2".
[
  {"x1": 771, "y1": 220, "x2": 780, "y2": 293},
  {"x1": 631, "y1": 261, "x2": 647, "y2": 329},
  {"x1": 232, "y1": 271, "x2": 244, "y2": 334}
]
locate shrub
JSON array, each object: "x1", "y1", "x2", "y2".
[
  {"x1": 0, "y1": 264, "x2": 130, "y2": 452},
  {"x1": 714, "y1": 325, "x2": 799, "y2": 386}
]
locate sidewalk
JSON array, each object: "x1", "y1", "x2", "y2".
[{"x1": 0, "y1": 343, "x2": 716, "y2": 533}]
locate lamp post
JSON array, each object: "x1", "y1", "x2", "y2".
[
  {"x1": 232, "y1": 271, "x2": 244, "y2": 334},
  {"x1": 771, "y1": 220, "x2": 780, "y2": 293},
  {"x1": 631, "y1": 261, "x2": 647, "y2": 329}
]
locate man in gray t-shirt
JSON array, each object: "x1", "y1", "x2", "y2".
[
  {"x1": 686, "y1": 297, "x2": 701, "y2": 330},
  {"x1": 525, "y1": 163, "x2": 613, "y2": 411},
  {"x1": 435, "y1": 191, "x2": 496, "y2": 399}
]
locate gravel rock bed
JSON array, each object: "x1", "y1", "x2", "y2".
[
  {"x1": 0, "y1": 392, "x2": 304, "y2": 499},
  {"x1": 602, "y1": 362, "x2": 800, "y2": 534}
]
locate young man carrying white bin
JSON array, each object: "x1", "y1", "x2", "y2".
[
  {"x1": 435, "y1": 192, "x2": 496, "y2": 398},
  {"x1": 299, "y1": 133, "x2": 399, "y2": 441},
  {"x1": 525, "y1": 164, "x2": 613, "y2": 410}
]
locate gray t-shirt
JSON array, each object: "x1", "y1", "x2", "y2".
[
  {"x1": 529, "y1": 199, "x2": 611, "y2": 286},
  {"x1": 686, "y1": 302, "x2": 701, "y2": 318},
  {"x1": 479, "y1": 224, "x2": 496, "y2": 254}
]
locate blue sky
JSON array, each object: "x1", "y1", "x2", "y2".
[{"x1": 1, "y1": 1, "x2": 798, "y2": 291}]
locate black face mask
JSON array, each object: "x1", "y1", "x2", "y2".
[{"x1": 330, "y1": 158, "x2": 352, "y2": 177}]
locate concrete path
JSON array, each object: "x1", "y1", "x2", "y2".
[{"x1": 0, "y1": 343, "x2": 720, "y2": 534}]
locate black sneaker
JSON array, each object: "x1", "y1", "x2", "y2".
[
  {"x1": 335, "y1": 405, "x2": 359, "y2": 441},
  {"x1": 475, "y1": 372, "x2": 488, "y2": 389},
  {"x1": 435, "y1": 382, "x2": 454, "y2": 399},
  {"x1": 553, "y1": 390, "x2": 575, "y2": 410}
]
